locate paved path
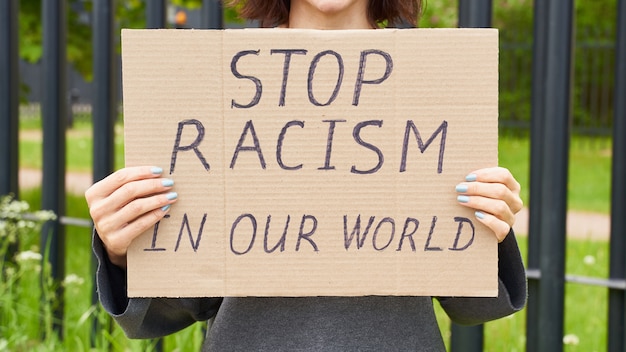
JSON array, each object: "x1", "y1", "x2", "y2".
[
  {"x1": 513, "y1": 207, "x2": 610, "y2": 241},
  {"x1": 19, "y1": 168, "x2": 611, "y2": 240},
  {"x1": 20, "y1": 168, "x2": 94, "y2": 196}
]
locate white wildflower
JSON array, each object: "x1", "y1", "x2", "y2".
[
  {"x1": 563, "y1": 334, "x2": 580, "y2": 345},
  {"x1": 0, "y1": 338, "x2": 8, "y2": 350},
  {"x1": 15, "y1": 250, "x2": 42, "y2": 263},
  {"x1": 34, "y1": 210, "x2": 57, "y2": 222},
  {"x1": 63, "y1": 273, "x2": 85, "y2": 287},
  {"x1": 4, "y1": 267, "x2": 16, "y2": 277},
  {"x1": 583, "y1": 255, "x2": 596, "y2": 265}
]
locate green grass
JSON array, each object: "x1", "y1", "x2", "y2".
[
  {"x1": 19, "y1": 118, "x2": 125, "y2": 173},
  {"x1": 2, "y1": 190, "x2": 206, "y2": 351},
  {"x1": 499, "y1": 135, "x2": 612, "y2": 214}
]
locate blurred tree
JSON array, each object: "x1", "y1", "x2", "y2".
[{"x1": 17, "y1": 0, "x2": 241, "y2": 82}]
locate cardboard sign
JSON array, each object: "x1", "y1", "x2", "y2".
[{"x1": 122, "y1": 28, "x2": 499, "y2": 298}]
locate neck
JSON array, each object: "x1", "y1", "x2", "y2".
[{"x1": 287, "y1": 0, "x2": 373, "y2": 29}]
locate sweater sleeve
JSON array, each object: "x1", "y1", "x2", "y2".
[
  {"x1": 436, "y1": 229, "x2": 527, "y2": 326},
  {"x1": 92, "y1": 230, "x2": 223, "y2": 339}
]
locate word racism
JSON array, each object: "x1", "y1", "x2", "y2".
[
  {"x1": 145, "y1": 213, "x2": 476, "y2": 254},
  {"x1": 170, "y1": 48, "x2": 447, "y2": 175}
]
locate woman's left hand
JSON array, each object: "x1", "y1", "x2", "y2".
[{"x1": 455, "y1": 167, "x2": 523, "y2": 242}]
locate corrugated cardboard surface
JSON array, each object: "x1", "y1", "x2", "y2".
[{"x1": 122, "y1": 28, "x2": 499, "y2": 298}]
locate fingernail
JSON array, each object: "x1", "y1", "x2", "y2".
[
  {"x1": 166, "y1": 192, "x2": 178, "y2": 200},
  {"x1": 455, "y1": 184, "x2": 468, "y2": 193},
  {"x1": 457, "y1": 195, "x2": 470, "y2": 203},
  {"x1": 475, "y1": 211, "x2": 486, "y2": 219},
  {"x1": 465, "y1": 173, "x2": 477, "y2": 182},
  {"x1": 151, "y1": 167, "x2": 163, "y2": 175},
  {"x1": 161, "y1": 204, "x2": 171, "y2": 212},
  {"x1": 161, "y1": 179, "x2": 174, "y2": 187}
]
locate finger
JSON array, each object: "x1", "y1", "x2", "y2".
[
  {"x1": 100, "y1": 206, "x2": 173, "y2": 268},
  {"x1": 85, "y1": 166, "x2": 165, "y2": 203},
  {"x1": 455, "y1": 181, "x2": 523, "y2": 214},
  {"x1": 88, "y1": 177, "x2": 175, "y2": 223},
  {"x1": 456, "y1": 195, "x2": 516, "y2": 228},
  {"x1": 465, "y1": 167, "x2": 521, "y2": 194},
  {"x1": 473, "y1": 211, "x2": 511, "y2": 242},
  {"x1": 94, "y1": 191, "x2": 178, "y2": 236}
]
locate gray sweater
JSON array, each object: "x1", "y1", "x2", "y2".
[{"x1": 93, "y1": 230, "x2": 527, "y2": 351}]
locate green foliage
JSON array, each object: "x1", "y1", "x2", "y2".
[
  {"x1": 18, "y1": 1, "x2": 243, "y2": 82},
  {"x1": 418, "y1": 0, "x2": 458, "y2": 27},
  {"x1": 19, "y1": 1, "x2": 92, "y2": 79},
  {"x1": 0, "y1": 190, "x2": 206, "y2": 351},
  {"x1": 0, "y1": 194, "x2": 57, "y2": 349}
]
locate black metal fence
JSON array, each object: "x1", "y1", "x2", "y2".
[
  {"x1": 1, "y1": 0, "x2": 625, "y2": 351},
  {"x1": 500, "y1": 25, "x2": 618, "y2": 136}
]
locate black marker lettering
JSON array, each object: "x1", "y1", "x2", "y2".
[
  {"x1": 400, "y1": 120, "x2": 448, "y2": 174},
  {"x1": 353, "y1": 49, "x2": 393, "y2": 106},
  {"x1": 277, "y1": 120, "x2": 305, "y2": 170},
  {"x1": 263, "y1": 215, "x2": 289, "y2": 253},
  {"x1": 318, "y1": 119, "x2": 346, "y2": 170},
  {"x1": 351, "y1": 120, "x2": 384, "y2": 174},
  {"x1": 449, "y1": 217, "x2": 475, "y2": 251},
  {"x1": 424, "y1": 216, "x2": 442, "y2": 251},
  {"x1": 397, "y1": 217, "x2": 419, "y2": 252},
  {"x1": 230, "y1": 213, "x2": 257, "y2": 255},
  {"x1": 231, "y1": 50, "x2": 262, "y2": 108},
  {"x1": 144, "y1": 214, "x2": 169, "y2": 251},
  {"x1": 307, "y1": 50, "x2": 344, "y2": 106},
  {"x1": 271, "y1": 49, "x2": 308, "y2": 106},
  {"x1": 170, "y1": 119, "x2": 210, "y2": 175},
  {"x1": 343, "y1": 215, "x2": 376, "y2": 250},
  {"x1": 174, "y1": 213, "x2": 206, "y2": 252},
  {"x1": 296, "y1": 215, "x2": 319, "y2": 251},
  {"x1": 372, "y1": 217, "x2": 395, "y2": 251},
  {"x1": 230, "y1": 120, "x2": 267, "y2": 169}
]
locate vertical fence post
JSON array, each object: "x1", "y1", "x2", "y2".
[
  {"x1": 525, "y1": 0, "x2": 549, "y2": 349},
  {"x1": 91, "y1": 0, "x2": 117, "y2": 345},
  {"x1": 92, "y1": 1, "x2": 117, "y2": 190},
  {"x1": 41, "y1": 0, "x2": 67, "y2": 337},
  {"x1": 608, "y1": 0, "x2": 626, "y2": 351},
  {"x1": 201, "y1": 0, "x2": 223, "y2": 29},
  {"x1": 146, "y1": 0, "x2": 167, "y2": 29},
  {"x1": 0, "y1": 0, "x2": 19, "y2": 198},
  {"x1": 529, "y1": 1, "x2": 574, "y2": 351},
  {"x1": 452, "y1": 1, "x2": 492, "y2": 349}
]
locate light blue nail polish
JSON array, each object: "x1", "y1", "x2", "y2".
[
  {"x1": 475, "y1": 211, "x2": 486, "y2": 219},
  {"x1": 455, "y1": 184, "x2": 468, "y2": 193},
  {"x1": 161, "y1": 205, "x2": 171, "y2": 212},
  {"x1": 151, "y1": 166, "x2": 163, "y2": 175},
  {"x1": 161, "y1": 179, "x2": 174, "y2": 187},
  {"x1": 166, "y1": 192, "x2": 178, "y2": 200},
  {"x1": 465, "y1": 173, "x2": 477, "y2": 182},
  {"x1": 457, "y1": 195, "x2": 470, "y2": 203}
]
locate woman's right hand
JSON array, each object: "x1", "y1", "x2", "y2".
[{"x1": 85, "y1": 166, "x2": 178, "y2": 269}]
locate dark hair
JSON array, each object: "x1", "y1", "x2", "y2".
[{"x1": 225, "y1": 0, "x2": 423, "y2": 28}]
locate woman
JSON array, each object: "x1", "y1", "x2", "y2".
[{"x1": 86, "y1": 1, "x2": 526, "y2": 350}]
